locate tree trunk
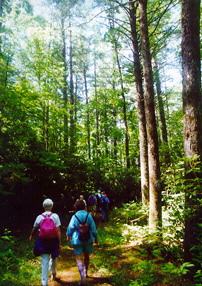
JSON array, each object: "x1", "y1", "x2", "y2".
[
  {"x1": 112, "y1": 80, "x2": 118, "y2": 164},
  {"x1": 153, "y1": 57, "x2": 170, "y2": 163},
  {"x1": 69, "y1": 28, "x2": 76, "y2": 154},
  {"x1": 94, "y1": 57, "x2": 100, "y2": 158},
  {"x1": 129, "y1": 0, "x2": 149, "y2": 205},
  {"x1": 114, "y1": 41, "x2": 130, "y2": 169},
  {"x1": 139, "y1": 0, "x2": 162, "y2": 231},
  {"x1": 84, "y1": 65, "x2": 91, "y2": 159},
  {"x1": 0, "y1": 0, "x2": 4, "y2": 51},
  {"x1": 61, "y1": 17, "x2": 69, "y2": 147},
  {"x1": 182, "y1": 0, "x2": 202, "y2": 270},
  {"x1": 107, "y1": 3, "x2": 130, "y2": 168}
]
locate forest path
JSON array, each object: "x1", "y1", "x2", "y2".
[
  {"x1": 47, "y1": 216, "x2": 113, "y2": 286},
  {"x1": 48, "y1": 245, "x2": 112, "y2": 286}
]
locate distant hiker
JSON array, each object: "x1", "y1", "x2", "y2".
[
  {"x1": 100, "y1": 194, "x2": 110, "y2": 222},
  {"x1": 29, "y1": 198, "x2": 61, "y2": 286},
  {"x1": 95, "y1": 190, "x2": 102, "y2": 213},
  {"x1": 101, "y1": 191, "x2": 107, "y2": 197},
  {"x1": 66, "y1": 200, "x2": 98, "y2": 286},
  {"x1": 87, "y1": 192, "x2": 97, "y2": 216},
  {"x1": 75, "y1": 195, "x2": 87, "y2": 208}
]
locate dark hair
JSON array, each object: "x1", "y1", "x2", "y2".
[{"x1": 75, "y1": 199, "x2": 86, "y2": 211}]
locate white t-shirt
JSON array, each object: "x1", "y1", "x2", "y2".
[{"x1": 33, "y1": 211, "x2": 61, "y2": 228}]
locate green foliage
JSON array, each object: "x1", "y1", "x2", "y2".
[
  {"x1": 0, "y1": 230, "x2": 40, "y2": 286},
  {"x1": 129, "y1": 261, "x2": 195, "y2": 286},
  {"x1": 90, "y1": 202, "x2": 196, "y2": 286},
  {"x1": 112, "y1": 201, "x2": 148, "y2": 225},
  {"x1": 162, "y1": 157, "x2": 202, "y2": 276},
  {"x1": 0, "y1": 202, "x2": 197, "y2": 286},
  {"x1": 194, "y1": 266, "x2": 202, "y2": 285}
]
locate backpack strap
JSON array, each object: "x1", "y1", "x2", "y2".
[
  {"x1": 84, "y1": 213, "x2": 89, "y2": 223},
  {"x1": 41, "y1": 213, "x2": 52, "y2": 218},
  {"x1": 75, "y1": 213, "x2": 89, "y2": 224}
]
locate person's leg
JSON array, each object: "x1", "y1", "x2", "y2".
[
  {"x1": 41, "y1": 254, "x2": 50, "y2": 286},
  {"x1": 84, "y1": 252, "x2": 90, "y2": 277},
  {"x1": 75, "y1": 254, "x2": 85, "y2": 284},
  {"x1": 101, "y1": 208, "x2": 105, "y2": 222},
  {"x1": 49, "y1": 257, "x2": 58, "y2": 280},
  {"x1": 92, "y1": 205, "x2": 96, "y2": 217}
]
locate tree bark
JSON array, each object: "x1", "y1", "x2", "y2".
[
  {"x1": 84, "y1": 65, "x2": 91, "y2": 159},
  {"x1": 182, "y1": 0, "x2": 202, "y2": 269},
  {"x1": 94, "y1": 57, "x2": 100, "y2": 158},
  {"x1": 61, "y1": 17, "x2": 69, "y2": 147},
  {"x1": 153, "y1": 57, "x2": 170, "y2": 163},
  {"x1": 0, "y1": 0, "x2": 4, "y2": 51},
  {"x1": 129, "y1": 0, "x2": 149, "y2": 205},
  {"x1": 114, "y1": 41, "x2": 130, "y2": 169},
  {"x1": 139, "y1": 0, "x2": 162, "y2": 230},
  {"x1": 69, "y1": 28, "x2": 76, "y2": 154}
]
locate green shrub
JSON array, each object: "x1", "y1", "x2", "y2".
[{"x1": 0, "y1": 230, "x2": 40, "y2": 286}]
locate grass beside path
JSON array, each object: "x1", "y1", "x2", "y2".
[
  {"x1": 44, "y1": 222, "x2": 132, "y2": 286},
  {"x1": 0, "y1": 204, "x2": 198, "y2": 286}
]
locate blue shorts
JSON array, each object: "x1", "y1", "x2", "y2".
[{"x1": 73, "y1": 242, "x2": 93, "y2": 255}]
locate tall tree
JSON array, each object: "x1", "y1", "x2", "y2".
[
  {"x1": 61, "y1": 14, "x2": 69, "y2": 147},
  {"x1": 0, "y1": 0, "x2": 5, "y2": 50},
  {"x1": 153, "y1": 57, "x2": 170, "y2": 163},
  {"x1": 93, "y1": 56, "x2": 100, "y2": 158},
  {"x1": 139, "y1": 0, "x2": 162, "y2": 230},
  {"x1": 69, "y1": 27, "x2": 76, "y2": 153},
  {"x1": 84, "y1": 63, "x2": 91, "y2": 159},
  {"x1": 107, "y1": 2, "x2": 131, "y2": 169},
  {"x1": 114, "y1": 40, "x2": 130, "y2": 169},
  {"x1": 182, "y1": 0, "x2": 202, "y2": 269},
  {"x1": 129, "y1": 0, "x2": 149, "y2": 205}
]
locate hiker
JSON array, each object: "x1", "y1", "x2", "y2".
[
  {"x1": 87, "y1": 192, "x2": 97, "y2": 216},
  {"x1": 29, "y1": 198, "x2": 61, "y2": 286},
  {"x1": 66, "y1": 199, "x2": 98, "y2": 286},
  {"x1": 101, "y1": 191, "x2": 107, "y2": 197},
  {"x1": 75, "y1": 195, "x2": 87, "y2": 208},
  {"x1": 95, "y1": 190, "x2": 102, "y2": 213},
  {"x1": 100, "y1": 193, "x2": 110, "y2": 222}
]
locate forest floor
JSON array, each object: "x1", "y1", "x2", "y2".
[
  {"x1": 26, "y1": 213, "x2": 196, "y2": 286},
  {"x1": 47, "y1": 243, "x2": 113, "y2": 286},
  {"x1": 1, "y1": 204, "x2": 199, "y2": 286},
  {"x1": 31, "y1": 216, "x2": 118, "y2": 286}
]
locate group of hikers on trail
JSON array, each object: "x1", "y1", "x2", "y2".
[
  {"x1": 77, "y1": 190, "x2": 110, "y2": 222},
  {"x1": 29, "y1": 192, "x2": 110, "y2": 286}
]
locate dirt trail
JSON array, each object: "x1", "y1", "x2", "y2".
[
  {"x1": 47, "y1": 217, "x2": 113, "y2": 286},
  {"x1": 48, "y1": 248, "x2": 112, "y2": 286}
]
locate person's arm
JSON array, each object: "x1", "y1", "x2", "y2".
[
  {"x1": 29, "y1": 227, "x2": 38, "y2": 241},
  {"x1": 89, "y1": 213, "x2": 98, "y2": 243},
  {"x1": 66, "y1": 215, "x2": 75, "y2": 241}
]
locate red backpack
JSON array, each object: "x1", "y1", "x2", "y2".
[{"x1": 39, "y1": 213, "x2": 58, "y2": 239}]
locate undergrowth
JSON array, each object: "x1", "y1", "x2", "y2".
[
  {"x1": 0, "y1": 201, "x2": 201, "y2": 285},
  {"x1": 90, "y1": 202, "x2": 198, "y2": 286},
  {"x1": 0, "y1": 229, "x2": 40, "y2": 286}
]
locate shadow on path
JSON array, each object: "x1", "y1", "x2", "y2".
[{"x1": 51, "y1": 276, "x2": 113, "y2": 285}]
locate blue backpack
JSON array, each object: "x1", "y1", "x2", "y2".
[
  {"x1": 100, "y1": 196, "x2": 108, "y2": 207},
  {"x1": 88, "y1": 195, "x2": 96, "y2": 205}
]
